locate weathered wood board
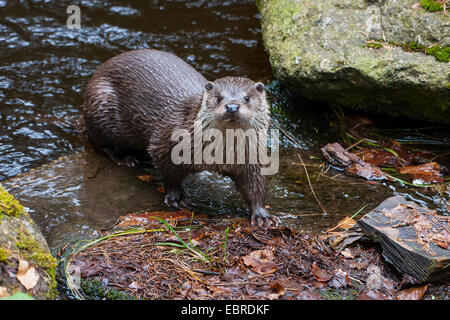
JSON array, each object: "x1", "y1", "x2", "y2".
[{"x1": 357, "y1": 195, "x2": 449, "y2": 283}]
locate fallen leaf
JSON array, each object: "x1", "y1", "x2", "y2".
[
  {"x1": 310, "y1": 262, "x2": 333, "y2": 282},
  {"x1": 431, "y1": 230, "x2": 449, "y2": 249},
  {"x1": 311, "y1": 280, "x2": 327, "y2": 289},
  {"x1": 321, "y1": 143, "x2": 389, "y2": 181},
  {"x1": 348, "y1": 261, "x2": 369, "y2": 270},
  {"x1": 328, "y1": 269, "x2": 350, "y2": 289},
  {"x1": 269, "y1": 281, "x2": 285, "y2": 296},
  {"x1": 341, "y1": 248, "x2": 356, "y2": 259},
  {"x1": 399, "y1": 162, "x2": 443, "y2": 184},
  {"x1": 242, "y1": 249, "x2": 277, "y2": 275},
  {"x1": 137, "y1": 174, "x2": 155, "y2": 182},
  {"x1": 117, "y1": 209, "x2": 195, "y2": 228},
  {"x1": 396, "y1": 284, "x2": 429, "y2": 300},
  {"x1": 156, "y1": 186, "x2": 165, "y2": 194},
  {"x1": 0, "y1": 287, "x2": 9, "y2": 298},
  {"x1": 336, "y1": 217, "x2": 357, "y2": 230},
  {"x1": 16, "y1": 260, "x2": 39, "y2": 290},
  {"x1": 358, "y1": 149, "x2": 399, "y2": 167},
  {"x1": 366, "y1": 264, "x2": 382, "y2": 290},
  {"x1": 266, "y1": 281, "x2": 285, "y2": 300}
]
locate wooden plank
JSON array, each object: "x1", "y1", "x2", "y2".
[{"x1": 357, "y1": 195, "x2": 449, "y2": 283}]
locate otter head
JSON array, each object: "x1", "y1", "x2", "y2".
[{"x1": 198, "y1": 77, "x2": 270, "y2": 131}]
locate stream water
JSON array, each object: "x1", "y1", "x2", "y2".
[{"x1": 0, "y1": 0, "x2": 448, "y2": 260}]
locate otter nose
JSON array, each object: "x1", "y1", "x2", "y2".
[{"x1": 225, "y1": 104, "x2": 240, "y2": 113}]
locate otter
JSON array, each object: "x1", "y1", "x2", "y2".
[{"x1": 82, "y1": 49, "x2": 279, "y2": 228}]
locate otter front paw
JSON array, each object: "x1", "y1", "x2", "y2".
[{"x1": 250, "y1": 207, "x2": 280, "y2": 229}]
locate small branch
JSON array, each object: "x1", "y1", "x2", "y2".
[{"x1": 297, "y1": 153, "x2": 328, "y2": 215}]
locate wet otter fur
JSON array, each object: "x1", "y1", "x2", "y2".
[{"x1": 83, "y1": 49, "x2": 279, "y2": 228}]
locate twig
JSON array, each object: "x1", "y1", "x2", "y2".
[{"x1": 297, "y1": 153, "x2": 327, "y2": 215}]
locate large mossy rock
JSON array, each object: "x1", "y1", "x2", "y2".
[
  {"x1": 0, "y1": 184, "x2": 57, "y2": 300},
  {"x1": 258, "y1": 0, "x2": 450, "y2": 124}
]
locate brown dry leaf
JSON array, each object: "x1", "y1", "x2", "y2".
[
  {"x1": 137, "y1": 174, "x2": 155, "y2": 182},
  {"x1": 16, "y1": 260, "x2": 39, "y2": 290},
  {"x1": 156, "y1": 186, "x2": 165, "y2": 194},
  {"x1": 269, "y1": 281, "x2": 285, "y2": 296},
  {"x1": 337, "y1": 217, "x2": 356, "y2": 230},
  {"x1": 321, "y1": 142, "x2": 389, "y2": 181},
  {"x1": 366, "y1": 264, "x2": 396, "y2": 295},
  {"x1": 358, "y1": 149, "x2": 398, "y2": 167},
  {"x1": 366, "y1": 264, "x2": 383, "y2": 290},
  {"x1": 399, "y1": 162, "x2": 443, "y2": 184},
  {"x1": 396, "y1": 284, "x2": 429, "y2": 300},
  {"x1": 0, "y1": 286, "x2": 9, "y2": 298},
  {"x1": 117, "y1": 209, "x2": 194, "y2": 228},
  {"x1": 311, "y1": 280, "x2": 327, "y2": 289},
  {"x1": 242, "y1": 249, "x2": 277, "y2": 275},
  {"x1": 328, "y1": 269, "x2": 350, "y2": 289},
  {"x1": 341, "y1": 248, "x2": 356, "y2": 259},
  {"x1": 263, "y1": 281, "x2": 285, "y2": 300},
  {"x1": 310, "y1": 262, "x2": 333, "y2": 282},
  {"x1": 348, "y1": 261, "x2": 369, "y2": 270},
  {"x1": 431, "y1": 230, "x2": 449, "y2": 249}
]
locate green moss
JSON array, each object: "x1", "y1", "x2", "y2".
[
  {"x1": 420, "y1": 0, "x2": 444, "y2": 12},
  {"x1": 367, "y1": 40, "x2": 449, "y2": 63},
  {"x1": 366, "y1": 42, "x2": 383, "y2": 49},
  {"x1": 425, "y1": 45, "x2": 450, "y2": 62},
  {"x1": 255, "y1": 0, "x2": 262, "y2": 11},
  {"x1": 398, "y1": 41, "x2": 449, "y2": 63},
  {"x1": 0, "y1": 247, "x2": 10, "y2": 262},
  {"x1": 15, "y1": 230, "x2": 58, "y2": 298},
  {"x1": 80, "y1": 279, "x2": 137, "y2": 300},
  {"x1": 16, "y1": 231, "x2": 40, "y2": 252},
  {"x1": 317, "y1": 286, "x2": 361, "y2": 300},
  {"x1": 401, "y1": 41, "x2": 426, "y2": 52},
  {"x1": 0, "y1": 184, "x2": 26, "y2": 220}
]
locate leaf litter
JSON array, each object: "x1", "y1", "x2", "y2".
[
  {"x1": 323, "y1": 110, "x2": 449, "y2": 187},
  {"x1": 63, "y1": 210, "x2": 449, "y2": 300}
]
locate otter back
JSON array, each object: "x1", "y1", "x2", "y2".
[{"x1": 83, "y1": 49, "x2": 207, "y2": 153}]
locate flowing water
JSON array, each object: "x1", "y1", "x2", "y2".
[{"x1": 1, "y1": 0, "x2": 448, "y2": 257}]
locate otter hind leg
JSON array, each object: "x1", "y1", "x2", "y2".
[{"x1": 101, "y1": 148, "x2": 139, "y2": 167}]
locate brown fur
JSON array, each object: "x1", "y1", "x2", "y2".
[{"x1": 83, "y1": 49, "x2": 279, "y2": 228}]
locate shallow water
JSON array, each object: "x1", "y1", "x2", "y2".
[
  {"x1": 0, "y1": 0, "x2": 271, "y2": 180},
  {"x1": 1, "y1": 0, "x2": 449, "y2": 255}
]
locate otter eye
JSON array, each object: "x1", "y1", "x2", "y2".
[
  {"x1": 244, "y1": 95, "x2": 250, "y2": 103},
  {"x1": 215, "y1": 95, "x2": 223, "y2": 104}
]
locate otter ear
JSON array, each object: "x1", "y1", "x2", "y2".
[
  {"x1": 205, "y1": 82, "x2": 213, "y2": 91},
  {"x1": 255, "y1": 82, "x2": 265, "y2": 93}
]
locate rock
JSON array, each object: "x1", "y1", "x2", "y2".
[
  {"x1": 0, "y1": 184, "x2": 57, "y2": 299},
  {"x1": 258, "y1": 0, "x2": 450, "y2": 124},
  {"x1": 357, "y1": 195, "x2": 449, "y2": 283}
]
